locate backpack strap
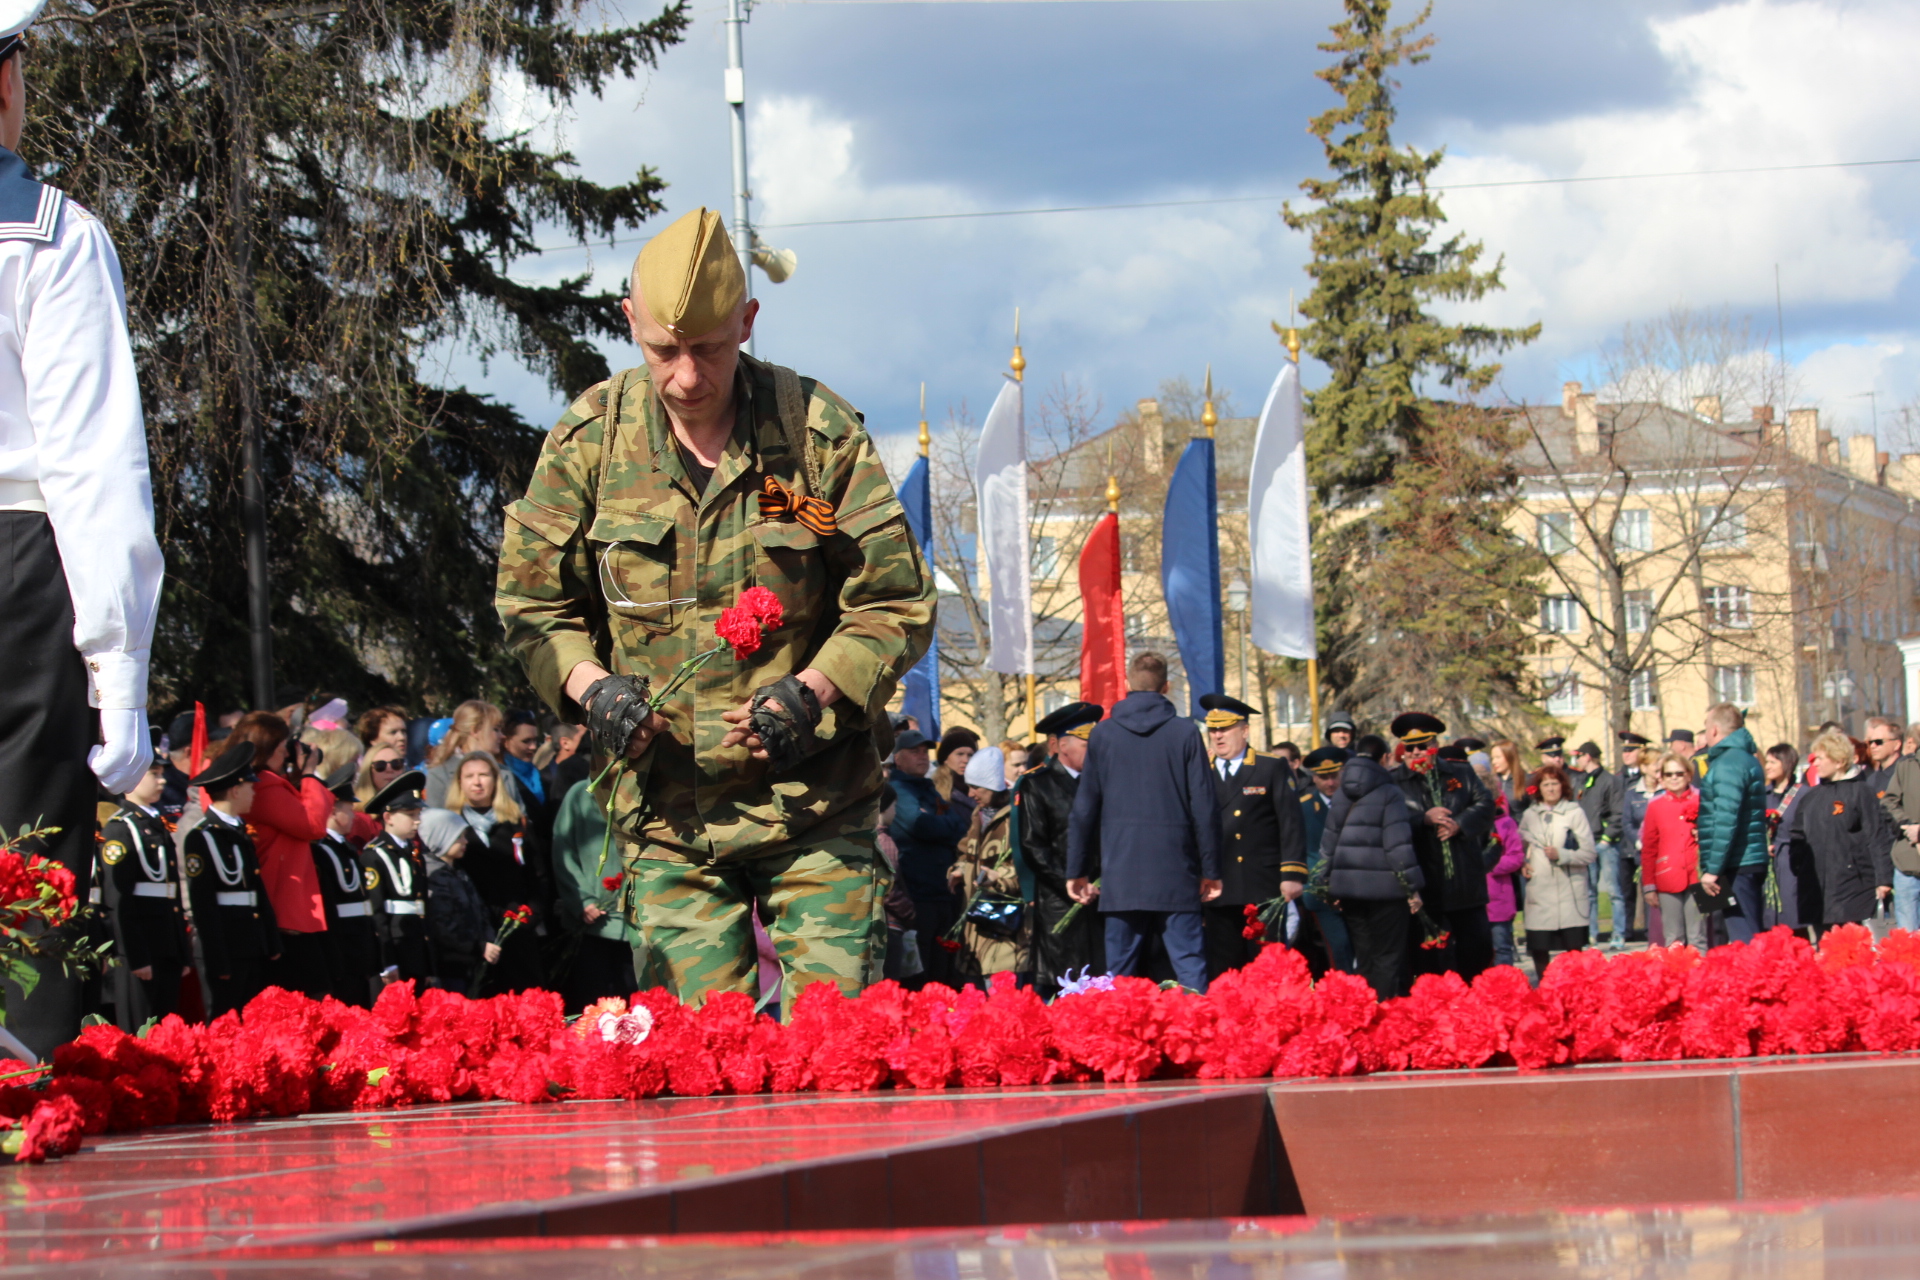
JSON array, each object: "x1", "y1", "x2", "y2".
[
  {"x1": 768, "y1": 361, "x2": 823, "y2": 501},
  {"x1": 593, "y1": 366, "x2": 640, "y2": 515}
]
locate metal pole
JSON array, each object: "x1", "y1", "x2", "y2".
[{"x1": 724, "y1": 0, "x2": 755, "y2": 355}]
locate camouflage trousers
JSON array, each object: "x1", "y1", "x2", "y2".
[{"x1": 626, "y1": 831, "x2": 886, "y2": 1012}]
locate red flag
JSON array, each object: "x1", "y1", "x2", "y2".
[
  {"x1": 191, "y1": 702, "x2": 209, "y2": 811},
  {"x1": 1078, "y1": 511, "x2": 1126, "y2": 710}
]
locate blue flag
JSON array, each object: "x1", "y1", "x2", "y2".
[
  {"x1": 898, "y1": 453, "x2": 941, "y2": 739},
  {"x1": 1161, "y1": 437, "x2": 1222, "y2": 718}
]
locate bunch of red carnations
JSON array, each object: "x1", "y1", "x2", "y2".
[{"x1": 18, "y1": 926, "x2": 1920, "y2": 1164}]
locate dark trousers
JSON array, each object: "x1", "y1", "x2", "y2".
[
  {"x1": 1202, "y1": 901, "x2": 1260, "y2": 979},
  {"x1": 327, "y1": 923, "x2": 379, "y2": 1008},
  {"x1": 270, "y1": 930, "x2": 334, "y2": 1000},
  {"x1": 139, "y1": 965, "x2": 183, "y2": 1022},
  {"x1": 1413, "y1": 905, "x2": 1497, "y2": 990},
  {"x1": 1527, "y1": 925, "x2": 1588, "y2": 981},
  {"x1": 563, "y1": 934, "x2": 638, "y2": 1009},
  {"x1": 209, "y1": 958, "x2": 267, "y2": 1018},
  {"x1": 1105, "y1": 910, "x2": 1208, "y2": 992},
  {"x1": 1719, "y1": 869, "x2": 1768, "y2": 944},
  {"x1": 1341, "y1": 897, "x2": 1412, "y2": 1001},
  {"x1": 0, "y1": 513, "x2": 98, "y2": 1058},
  {"x1": 905, "y1": 888, "x2": 962, "y2": 991}
]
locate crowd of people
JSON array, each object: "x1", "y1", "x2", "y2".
[
  {"x1": 85, "y1": 669, "x2": 1920, "y2": 1031},
  {"x1": 89, "y1": 700, "x2": 624, "y2": 1031}
]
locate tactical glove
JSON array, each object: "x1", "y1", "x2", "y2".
[
  {"x1": 747, "y1": 674, "x2": 823, "y2": 773},
  {"x1": 580, "y1": 673, "x2": 654, "y2": 759}
]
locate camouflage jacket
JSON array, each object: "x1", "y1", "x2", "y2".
[{"x1": 495, "y1": 354, "x2": 934, "y2": 865}]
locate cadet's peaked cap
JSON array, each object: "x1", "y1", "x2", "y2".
[
  {"x1": 634, "y1": 207, "x2": 746, "y2": 338},
  {"x1": 1035, "y1": 701, "x2": 1102, "y2": 739},
  {"x1": 1390, "y1": 711, "x2": 1447, "y2": 744},
  {"x1": 1199, "y1": 693, "x2": 1258, "y2": 729},
  {"x1": 366, "y1": 768, "x2": 427, "y2": 816},
  {"x1": 0, "y1": 1, "x2": 47, "y2": 44},
  {"x1": 1618, "y1": 730, "x2": 1652, "y2": 747},
  {"x1": 1302, "y1": 746, "x2": 1349, "y2": 775},
  {"x1": 1436, "y1": 744, "x2": 1469, "y2": 762},
  {"x1": 188, "y1": 742, "x2": 256, "y2": 791},
  {"x1": 322, "y1": 764, "x2": 358, "y2": 803},
  {"x1": 1667, "y1": 728, "x2": 1696, "y2": 745},
  {"x1": 1535, "y1": 736, "x2": 1566, "y2": 753}
]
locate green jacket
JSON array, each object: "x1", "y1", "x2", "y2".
[
  {"x1": 551, "y1": 779, "x2": 628, "y2": 942},
  {"x1": 1698, "y1": 726, "x2": 1769, "y2": 878},
  {"x1": 495, "y1": 354, "x2": 935, "y2": 865}
]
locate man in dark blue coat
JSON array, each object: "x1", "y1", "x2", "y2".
[{"x1": 1065, "y1": 651, "x2": 1221, "y2": 992}]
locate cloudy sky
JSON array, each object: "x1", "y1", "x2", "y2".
[{"x1": 483, "y1": 0, "x2": 1920, "y2": 456}]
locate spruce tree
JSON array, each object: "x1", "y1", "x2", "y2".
[
  {"x1": 30, "y1": 0, "x2": 689, "y2": 716},
  {"x1": 1281, "y1": 0, "x2": 1543, "y2": 723}
]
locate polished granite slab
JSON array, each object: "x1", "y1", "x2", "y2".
[
  {"x1": 0, "y1": 1082, "x2": 1275, "y2": 1270},
  {"x1": 36, "y1": 1199, "x2": 1920, "y2": 1280}
]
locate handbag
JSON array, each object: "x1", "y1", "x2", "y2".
[
  {"x1": 964, "y1": 893, "x2": 1025, "y2": 939},
  {"x1": 1688, "y1": 881, "x2": 1736, "y2": 914}
]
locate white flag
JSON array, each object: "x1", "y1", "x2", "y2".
[
  {"x1": 1248, "y1": 361, "x2": 1315, "y2": 658},
  {"x1": 974, "y1": 377, "x2": 1031, "y2": 675}
]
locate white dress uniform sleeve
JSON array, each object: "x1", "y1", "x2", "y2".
[{"x1": 22, "y1": 205, "x2": 162, "y2": 709}]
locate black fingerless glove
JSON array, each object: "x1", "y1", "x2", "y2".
[
  {"x1": 747, "y1": 674, "x2": 823, "y2": 773},
  {"x1": 580, "y1": 673, "x2": 653, "y2": 759}
]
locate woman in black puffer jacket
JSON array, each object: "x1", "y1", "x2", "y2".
[
  {"x1": 1790, "y1": 730, "x2": 1894, "y2": 931},
  {"x1": 1314, "y1": 736, "x2": 1423, "y2": 999}
]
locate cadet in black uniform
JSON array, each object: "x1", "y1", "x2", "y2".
[
  {"x1": 313, "y1": 765, "x2": 378, "y2": 1006},
  {"x1": 183, "y1": 743, "x2": 281, "y2": 1016},
  {"x1": 1200, "y1": 694, "x2": 1308, "y2": 978},
  {"x1": 362, "y1": 769, "x2": 433, "y2": 986},
  {"x1": 99, "y1": 753, "x2": 189, "y2": 1021},
  {"x1": 1391, "y1": 713, "x2": 1497, "y2": 982}
]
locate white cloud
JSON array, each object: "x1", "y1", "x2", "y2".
[{"x1": 1432, "y1": 0, "x2": 1920, "y2": 425}]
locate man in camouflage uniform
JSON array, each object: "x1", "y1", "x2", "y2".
[{"x1": 496, "y1": 207, "x2": 933, "y2": 1010}]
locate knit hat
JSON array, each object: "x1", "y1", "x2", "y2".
[
  {"x1": 963, "y1": 746, "x2": 1007, "y2": 790},
  {"x1": 418, "y1": 808, "x2": 472, "y2": 865}
]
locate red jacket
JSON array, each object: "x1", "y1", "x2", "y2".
[
  {"x1": 250, "y1": 770, "x2": 335, "y2": 933},
  {"x1": 1640, "y1": 788, "x2": 1701, "y2": 894}
]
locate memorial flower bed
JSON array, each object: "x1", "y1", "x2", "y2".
[{"x1": 11, "y1": 924, "x2": 1920, "y2": 1164}]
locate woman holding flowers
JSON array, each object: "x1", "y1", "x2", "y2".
[{"x1": 1518, "y1": 764, "x2": 1596, "y2": 980}]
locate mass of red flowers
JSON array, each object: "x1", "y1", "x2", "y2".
[
  {"x1": 0, "y1": 841, "x2": 77, "y2": 930},
  {"x1": 714, "y1": 586, "x2": 784, "y2": 660},
  {"x1": 14, "y1": 925, "x2": 1920, "y2": 1164}
]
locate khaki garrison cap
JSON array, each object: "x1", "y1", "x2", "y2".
[{"x1": 633, "y1": 207, "x2": 747, "y2": 338}]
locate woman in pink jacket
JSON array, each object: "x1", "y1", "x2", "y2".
[
  {"x1": 1639, "y1": 751, "x2": 1706, "y2": 949},
  {"x1": 1482, "y1": 790, "x2": 1527, "y2": 968}
]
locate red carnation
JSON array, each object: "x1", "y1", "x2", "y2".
[
  {"x1": 739, "y1": 585, "x2": 784, "y2": 629},
  {"x1": 601, "y1": 874, "x2": 622, "y2": 891}
]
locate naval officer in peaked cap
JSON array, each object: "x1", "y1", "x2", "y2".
[{"x1": 0, "y1": 0, "x2": 165, "y2": 1056}]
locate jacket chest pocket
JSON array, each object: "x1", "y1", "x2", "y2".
[
  {"x1": 751, "y1": 519, "x2": 827, "y2": 626},
  {"x1": 591, "y1": 508, "x2": 685, "y2": 636}
]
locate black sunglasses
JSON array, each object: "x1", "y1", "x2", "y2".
[
  {"x1": 371, "y1": 758, "x2": 407, "y2": 773},
  {"x1": 1869, "y1": 738, "x2": 1896, "y2": 747}
]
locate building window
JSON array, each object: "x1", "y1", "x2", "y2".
[
  {"x1": 1538, "y1": 513, "x2": 1574, "y2": 556},
  {"x1": 1544, "y1": 667, "x2": 1583, "y2": 716},
  {"x1": 1699, "y1": 504, "x2": 1748, "y2": 550},
  {"x1": 1032, "y1": 536, "x2": 1061, "y2": 581},
  {"x1": 1703, "y1": 585, "x2": 1752, "y2": 628},
  {"x1": 1125, "y1": 610, "x2": 1149, "y2": 639},
  {"x1": 1625, "y1": 590, "x2": 1653, "y2": 633},
  {"x1": 1630, "y1": 669, "x2": 1659, "y2": 711},
  {"x1": 1712, "y1": 664, "x2": 1755, "y2": 706},
  {"x1": 1613, "y1": 509, "x2": 1652, "y2": 553},
  {"x1": 1542, "y1": 595, "x2": 1583, "y2": 634}
]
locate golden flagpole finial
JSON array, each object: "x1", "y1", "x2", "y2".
[
  {"x1": 917, "y1": 381, "x2": 929, "y2": 457},
  {"x1": 1285, "y1": 288, "x2": 1301, "y2": 364},
  {"x1": 1010, "y1": 307, "x2": 1025, "y2": 383},
  {"x1": 1105, "y1": 438, "x2": 1119, "y2": 513},
  {"x1": 1201, "y1": 363, "x2": 1217, "y2": 438}
]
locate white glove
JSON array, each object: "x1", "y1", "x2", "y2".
[{"x1": 90, "y1": 708, "x2": 153, "y2": 795}]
